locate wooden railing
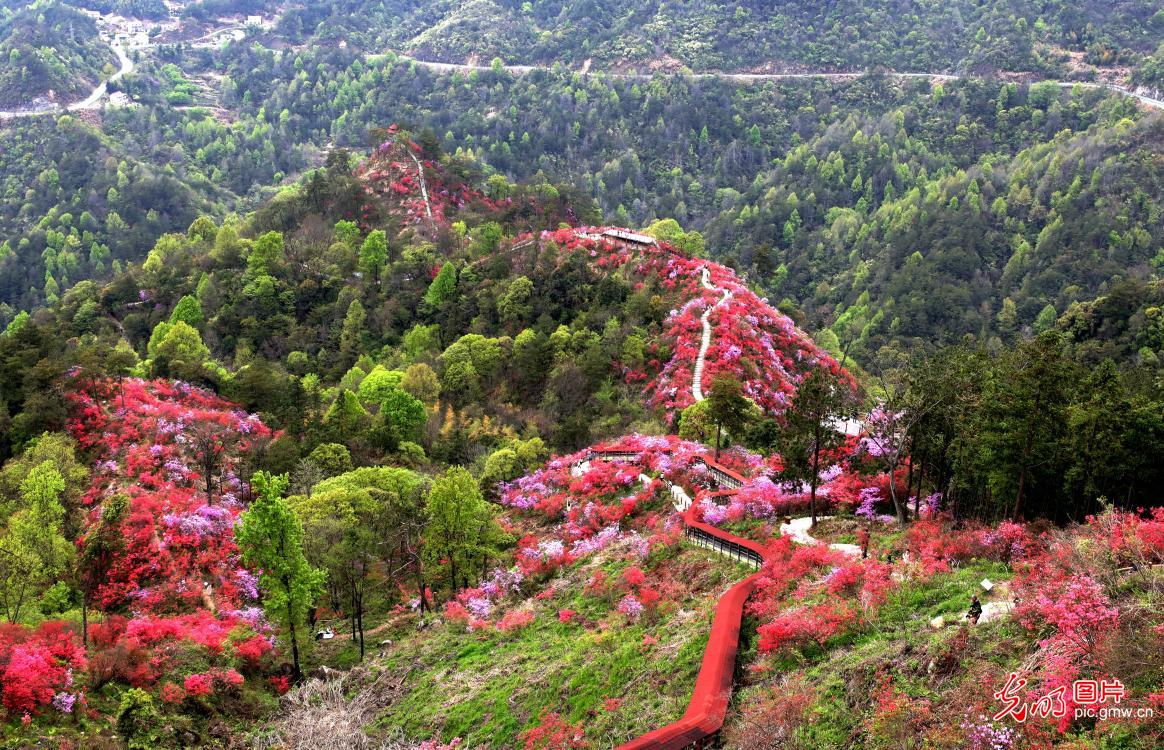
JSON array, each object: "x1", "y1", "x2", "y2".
[{"x1": 685, "y1": 526, "x2": 762, "y2": 569}]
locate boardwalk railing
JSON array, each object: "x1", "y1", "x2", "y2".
[
  {"x1": 615, "y1": 506, "x2": 769, "y2": 750},
  {"x1": 685, "y1": 526, "x2": 762, "y2": 569},
  {"x1": 582, "y1": 444, "x2": 771, "y2": 748}
]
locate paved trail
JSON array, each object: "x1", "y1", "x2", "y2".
[{"x1": 691, "y1": 266, "x2": 732, "y2": 403}]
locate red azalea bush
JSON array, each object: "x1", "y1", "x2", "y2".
[
  {"x1": 497, "y1": 611, "x2": 535, "y2": 633},
  {"x1": 747, "y1": 536, "x2": 900, "y2": 654},
  {"x1": 0, "y1": 377, "x2": 284, "y2": 721},
  {"x1": 356, "y1": 131, "x2": 508, "y2": 230},
  {"x1": 520, "y1": 711, "x2": 590, "y2": 750},
  {"x1": 0, "y1": 622, "x2": 86, "y2": 714}
]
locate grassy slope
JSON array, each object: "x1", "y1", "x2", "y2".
[{"x1": 313, "y1": 544, "x2": 751, "y2": 748}]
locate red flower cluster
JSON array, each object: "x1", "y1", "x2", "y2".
[
  {"x1": 0, "y1": 622, "x2": 86, "y2": 714},
  {"x1": 357, "y1": 133, "x2": 508, "y2": 230},
  {"x1": 520, "y1": 711, "x2": 590, "y2": 750},
  {"x1": 49, "y1": 379, "x2": 278, "y2": 707}
]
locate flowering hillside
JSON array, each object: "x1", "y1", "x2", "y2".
[
  {"x1": 723, "y1": 508, "x2": 1164, "y2": 749},
  {"x1": 0, "y1": 378, "x2": 279, "y2": 734},
  {"x1": 537, "y1": 227, "x2": 852, "y2": 421},
  {"x1": 355, "y1": 124, "x2": 509, "y2": 233}
]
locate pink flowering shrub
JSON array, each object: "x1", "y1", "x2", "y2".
[
  {"x1": 497, "y1": 611, "x2": 535, "y2": 632},
  {"x1": 0, "y1": 622, "x2": 86, "y2": 714},
  {"x1": 0, "y1": 377, "x2": 286, "y2": 720}
]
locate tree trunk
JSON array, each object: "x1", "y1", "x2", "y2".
[
  {"x1": 888, "y1": 453, "x2": 908, "y2": 525},
  {"x1": 714, "y1": 422, "x2": 722, "y2": 462},
  {"x1": 286, "y1": 591, "x2": 302, "y2": 680},
  {"x1": 357, "y1": 595, "x2": 365, "y2": 660},
  {"x1": 1012, "y1": 464, "x2": 1028, "y2": 522},
  {"x1": 809, "y1": 437, "x2": 820, "y2": 527}
]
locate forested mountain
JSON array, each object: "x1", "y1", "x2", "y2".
[
  {"x1": 0, "y1": 1, "x2": 115, "y2": 108},
  {"x1": 0, "y1": 125, "x2": 1161, "y2": 748},
  {"x1": 0, "y1": 116, "x2": 217, "y2": 316},
  {"x1": 1, "y1": 55, "x2": 1152, "y2": 356},
  {"x1": 705, "y1": 95, "x2": 1164, "y2": 366},
  {"x1": 243, "y1": 0, "x2": 1164, "y2": 75}
]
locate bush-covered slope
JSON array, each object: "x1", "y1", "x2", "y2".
[
  {"x1": 292, "y1": 0, "x2": 1164, "y2": 75},
  {"x1": 0, "y1": 2, "x2": 115, "y2": 108},
  {"x1": 705, "y1": 99, "x2": 1164, "y2": 369}
]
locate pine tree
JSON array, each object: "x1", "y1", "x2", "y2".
[{"x1": 424, "y1": 263, "x2": 457, "y2": 306}]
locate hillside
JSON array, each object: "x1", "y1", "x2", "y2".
[
  {"x1": 2, "y1": 61, "x2": 1153, "y2": 350},
  {"x1": 0, "y1": 120, "x2": 1161, "y2": 747},
  {"x1": 704, "y1": 99, "x2": 1164, "y2": 369},
  {"x1": 0, "y1": 2, "x2": 115, "y2": 108},
  {"x1": 289, "y1": 0, "x2": 1164, "y2": 75}
]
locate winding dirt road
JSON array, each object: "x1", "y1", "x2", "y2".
[
  {"x1": 0, "y1": 40, "x2": 133, "y2": 120},
  {"x1": 381, "y1": 53, "x2": 1164, "y2": 111}
]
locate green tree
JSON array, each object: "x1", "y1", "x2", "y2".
[
  {"x1": 358, "y1": 366, "x2": 404, "y2": 405},
  {"x1": 307, "y1": 443, "x2": 353, "y2": 478},
  {"x1": 0, "y1": 461, "x2": 71, "y2": 622},
  {"x1": 705, "y1": 374, "x2": 755, "y2": 460},
  {"x1": 77, "y1": 493, "x2": 127, "y2": 644},
  {"x1": 324, "y1": 390, "x2": 371, "y2": 443},
  {"x1": 402, "y1": 324, "x2": 441, "y2": 361},
  {"x1": 778, "y1": 370, "x2": 860, "y2": 526},
  {"x1": 169, "y1": 294, "x2": 204, "y2": 328},
  {"x1": 337, "y1": 299, "x2": 366, "y2": 373},
  {"x1": 358, "y1": 229, "x2": 388, "y2": 278},
  {"x1": 497, "y1": 276, "x2": 533, "y2": 330},
  {"x1": 151, "y1": 321, "x2": 209, "y2": 381},
  {"x1": 247, "y1": 231, "x2": 285, "y2": 277},
  {"x1": 333, "y1": 220, "x2": 360, "y2": 247},
  {"x1": 424, "y1": 467, "x2": 495, "y2": 594},
  {"x1": 644, "y1": 218, "x2": 706, "y2": 257},
  {"x1": 978, "y1": 333, "x2": 1074, "y2": 520},
  {"x1": 424, "y1": 263, "x2": 457, "y2": 306},
  {"x1": 237, "y1": 472, "x2": 325, "y2": 680},
  {"x1": 373, "y1": 388, "x2": 427, "y2": 450},
  {"x1": 401, "y1": 362, "x2": 440, "y2": 404}
]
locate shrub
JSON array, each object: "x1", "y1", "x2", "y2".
[{"x1": 115, "y1": 688, "x2": 160, "y2": 750}]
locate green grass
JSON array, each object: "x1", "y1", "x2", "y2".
[{"x1": 366, "y1": 546, "x2": 745, "y2": 747}]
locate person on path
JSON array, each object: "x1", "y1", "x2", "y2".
[{"x1": 967, "y1": 595, "x2": 983, "y2": 624}]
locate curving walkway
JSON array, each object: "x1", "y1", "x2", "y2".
[
  {"x1": 780, "y1": 516, "x2": 862, "y2": 557},
  {"x1": 691, "y1": 266, "x2": 732, "y2": 403},
  {"x1": 405, "y1": 149, "x2": 434, "y2": 223},
  {"x1": 583, "y1": 445, "x2": 855, "y2": 749}
]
